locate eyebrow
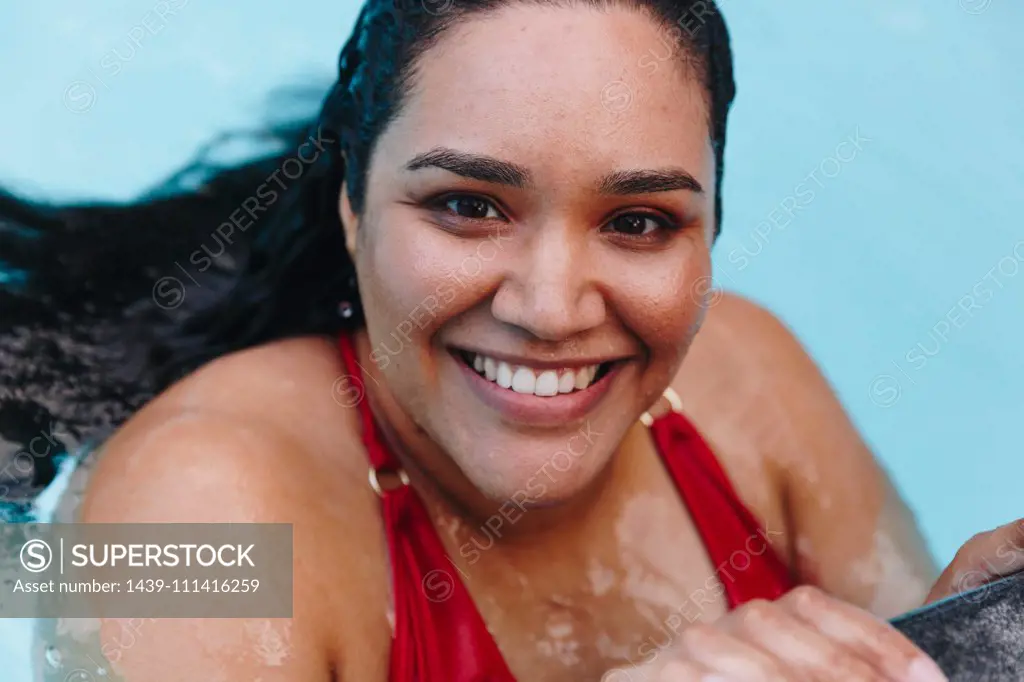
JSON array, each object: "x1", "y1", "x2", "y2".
[
  {"x1": 405, "y1": 146, "x2": 704, "y2": 196},
  {"x1": 598, "y1": 169, "x2": 704, "y2": 196},
  {"x1": 406, "y1": 148, "x2": 532, "y2": 188}
]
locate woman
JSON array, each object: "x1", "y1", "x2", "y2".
[{"x1": 7, "y1": 0, "x2": 1023, "y2": 680}]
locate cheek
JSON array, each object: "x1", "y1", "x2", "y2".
[
  {"x1": 607, "y1": 245, "x2": 710, "y2": 356},
  {"x1": 359, "y1": 211, "x2": 494, "y2": 343}
]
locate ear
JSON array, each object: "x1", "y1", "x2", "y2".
[{"x1": 339, "y1": 180, "x2": 359, "y2": 260}]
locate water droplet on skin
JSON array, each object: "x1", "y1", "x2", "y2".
[{"x1": 44, "y1": 645, "x2": 62, "y2": 669}]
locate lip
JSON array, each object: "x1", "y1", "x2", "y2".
[{"x1": 451, "y1": 351, "x2": 623, "y2": 426}]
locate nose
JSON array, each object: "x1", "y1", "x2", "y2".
[{"x1": 491, "y1": 224, "x2": 606, "y2": 341}]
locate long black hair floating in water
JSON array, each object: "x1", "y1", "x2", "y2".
[{"x1": 0, "y1": 0, "x2": 735, "y2": 495}]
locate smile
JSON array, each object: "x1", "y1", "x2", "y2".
[
  {"x1": 454, "y1": 350, "x2": 613, "y2": 397},
  {"x1": 450, "y1": 348, "x2": 624, "y2": 425}
]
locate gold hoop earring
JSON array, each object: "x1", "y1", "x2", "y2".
[{"x1": 640, "y1": 387, "x2": 683, "y2": 427}]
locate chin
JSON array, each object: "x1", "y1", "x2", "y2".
[{"x1": 448, "y1": 428, "x2": 617, "y2": 509}]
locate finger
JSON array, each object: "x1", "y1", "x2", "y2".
[
  {"x1": 653, "y1": 657, "x2": 730, "y2": 682},
  {"x1": 659, "y1": 655, "x2": 724, "y2": 675},
  {"x1": 605, "y1": 657, "x2": 721, "y2": 682},
  {"x1": 926, "y1": 518, "x2": 1024, "y2": 604},
  {"x1": 724, "y1": 594, "x2": 890, "y2": 682},
  {"x1": 676, "y1": 621, "x2": 791, "y2": 682},
  {"x1": 782, "y1": 586, "x2": 947, "y2": 682}
]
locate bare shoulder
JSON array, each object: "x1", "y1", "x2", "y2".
[
  {"x1": 79, "y1": 336, "x2": 393, "y2": 680},
  {"x1": 679, "y1": 290, "x2": 865, "y2": 479},
  {"x1": 686, "y1": 290, "x2": 813, "y2": 380},
  {"x1": 675, "y1": 290, "x2": 829, "y2": 461},
  {"x1": 84, "y1": 336, "x2": 370, "y2": 518},
  {"x1": 676, "y1": 293, "x2": 937, "y2": 607},
  {"x1": 671, "y1": 291, "x2": 835, "y2": 563}
]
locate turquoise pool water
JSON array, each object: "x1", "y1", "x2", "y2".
[{"x1": 2, "y1": 1, "x2": 1022, "y2": 678}]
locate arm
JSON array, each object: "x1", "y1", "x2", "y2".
[
  {"x1": 701, "y1": 294, "x2": 940, "y2": 617},
  {"x1": 79, "y1": 409, "x2": 338, "y2": 682}
]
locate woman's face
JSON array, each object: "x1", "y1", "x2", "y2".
[{"x1": 344, "y1": 3, "x2": 716, "y2": 504}]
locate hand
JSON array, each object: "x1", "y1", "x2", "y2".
[
  {"x1": 926, "y1": 517, "x2": 1024, "y2": 604},
  {"x1": 604, "y1": 586, "x2": 947, "y2": 682}
]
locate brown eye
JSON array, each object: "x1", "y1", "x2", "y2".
[
  {"x1": 607, "y1": 214, "x2": 662, "y2": 236},
  {"x1": 443, "y1": 195, "x2": 501, "y2": 219}
]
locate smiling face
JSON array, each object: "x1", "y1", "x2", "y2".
[{"x1": 341, "y1": 3, "x2": 716, "y2": 505}]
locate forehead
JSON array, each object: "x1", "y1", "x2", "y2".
[{"x1": 377, "y1": 4, "x2": 714, "y2": 183}]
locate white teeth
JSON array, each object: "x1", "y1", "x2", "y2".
[
  {"x1": 535, "y1": 370, "x2": 560, "y2": 397},
  {"x1": 496, "y1": 361, "x2": 514, "y2": 389},
  {"x1": 511, "y1": 367, "x2": 536, "y2": 394},
  {"x1": 466, "y1": 352, "x2": 603, "y2": 397}
]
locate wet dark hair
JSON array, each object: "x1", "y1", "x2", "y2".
[{"x1": 0, "y1": 0, "x2": 734, "y2": 498}]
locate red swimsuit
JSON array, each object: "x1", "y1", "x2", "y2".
[{"x1": 338, "y1": 334, "x2": 795, "y2": 681}]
